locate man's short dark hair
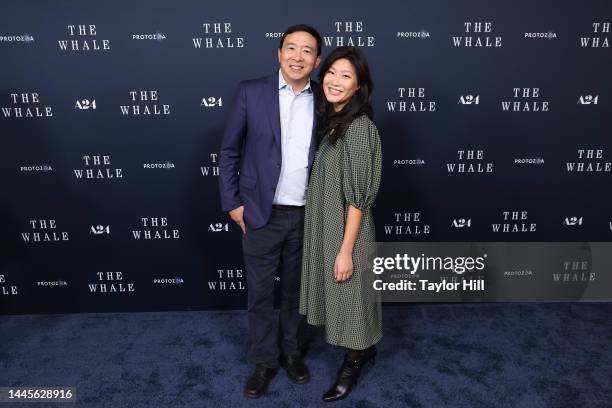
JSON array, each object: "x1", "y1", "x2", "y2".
[{"x1": 279, "y1": 24, "x2": 323, "y2": 57}]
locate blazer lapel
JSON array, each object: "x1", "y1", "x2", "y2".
[
  {"x1": 308, "y1": 81, "x2": 320, "y2": 167},
  {"x1": 266, "y1": 74, "x2": 281, "y2": 147}
]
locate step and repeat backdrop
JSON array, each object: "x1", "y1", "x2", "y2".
[{"x1": 1, "y1": 0, "x2": 611, "y2": 314}]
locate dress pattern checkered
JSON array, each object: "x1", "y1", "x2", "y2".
[{"x1": 300, "y1": 114, "x2": 383, "y2": 350}]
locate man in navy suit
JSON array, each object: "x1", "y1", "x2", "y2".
[{"x1": 218, "y1": 24, "x2": 322, "y2": 398}]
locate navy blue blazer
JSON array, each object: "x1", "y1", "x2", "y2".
[{"x1": 218, "y1": 73, "x2": 320, "y2": 229}]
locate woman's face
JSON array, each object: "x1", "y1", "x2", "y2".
[{"x1": 322, "y1": 58, "x2": 359, "y2": 112}]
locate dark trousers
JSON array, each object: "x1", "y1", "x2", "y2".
[{"x1": 242, "y1": 207, "x2": 304, "y2": 368}]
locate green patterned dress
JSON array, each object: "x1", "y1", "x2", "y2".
[{"x1": 300, "y1": 114, "x2": 383, "y2": 350}]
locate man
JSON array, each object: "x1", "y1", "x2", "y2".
[{"x1": 218, "y1": 24, "x2": 322, "y2": 398}]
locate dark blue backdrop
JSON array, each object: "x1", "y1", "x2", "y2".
[{"x1": 1, "y1": 0, "x2": 611, "y2": 314}]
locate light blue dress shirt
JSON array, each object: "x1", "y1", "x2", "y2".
[{"x1": 273, "y1": 69, "x2": 314, "y2": 206}]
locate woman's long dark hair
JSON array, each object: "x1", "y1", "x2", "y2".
[{"x1": 316, "y1": 46, "x2": 373, "y2": 144}]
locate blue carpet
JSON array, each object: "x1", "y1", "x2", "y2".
[{"x1": 1, "y1": 304, "x2": 611, "y2": 407}]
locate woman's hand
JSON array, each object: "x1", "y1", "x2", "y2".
[{"x1": 334, "y1": 252, "x2": 353, "y2": 283}]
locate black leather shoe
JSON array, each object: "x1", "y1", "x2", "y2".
[
  {"x1": 280, "y1": 354, "x2": 310, "y2": 384},
  {"x1": 244, "y1": 364, "x2": 278, "y2": 399},
  {"x1": 322, "y1": 346, "x2": 376, "y2": 402}
]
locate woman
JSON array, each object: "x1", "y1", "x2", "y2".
[{"x1": 300, "y1": 46, "x2": 382, "y2": 402}]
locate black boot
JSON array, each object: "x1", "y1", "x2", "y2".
[{"x1": 322, "y1": 346, "x2": 376, "y2": 402}]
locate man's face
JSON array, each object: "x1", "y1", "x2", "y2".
[{"x1": 278, "y1": 31, "x2": 320, "y2": 86}]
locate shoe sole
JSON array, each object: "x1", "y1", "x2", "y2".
[
  {"x1": 287, "y1": 373, "x2": 310, "y2": 384},
  {"x1": 244, "y1": 391, "x2": 265, "y2": 399}
]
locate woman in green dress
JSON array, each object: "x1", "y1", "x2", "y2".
[{"x1": 299, "y1": 46, "x2": 382, "y2": 402}]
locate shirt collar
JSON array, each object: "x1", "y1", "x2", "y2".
[{"x1": 278, "y1": 69, "x2": 312, "y2": 95}]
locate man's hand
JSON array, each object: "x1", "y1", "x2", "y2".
[{"x1": 229, "y1": 206, "x2": 246, "y2": 234}]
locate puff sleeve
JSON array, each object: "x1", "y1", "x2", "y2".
[{"x1": 341, "y1": 115, "x2": 382, "y2": 211}]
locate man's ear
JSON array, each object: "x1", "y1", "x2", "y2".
[
  {"x1": 315, "y1": 56, "x2": 321, "y2": 69},
  {"x1": 277, "y1": 48, "x2": 282, "y2": 65}
]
